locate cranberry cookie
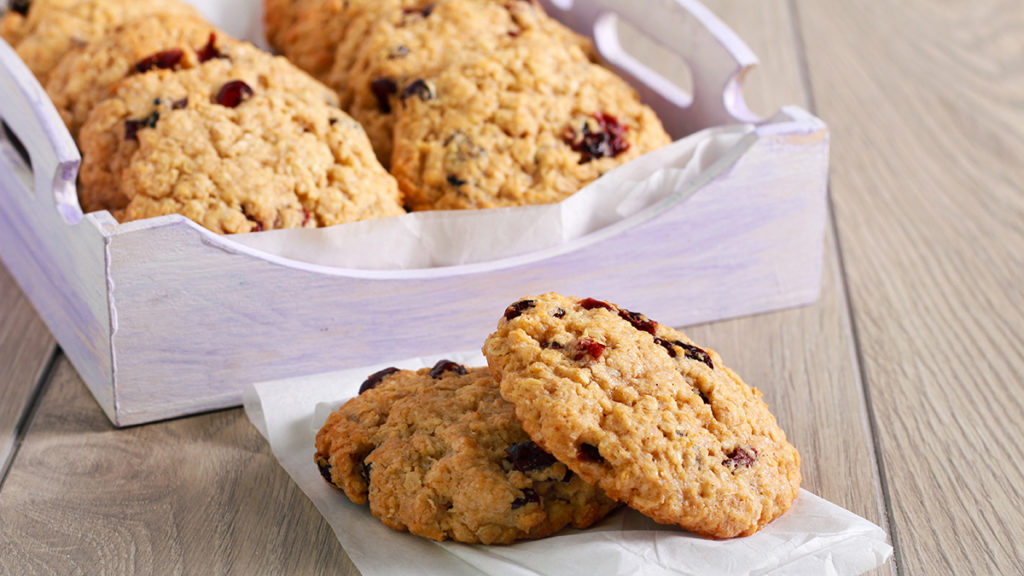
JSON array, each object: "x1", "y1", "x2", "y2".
[
  {"x1": 0, "y1": 0, "x2": 199, "y2": 82},
  {"x1": 391, "y1": 34, "x2": 671, "y2": 210},
  {"x1": 483, "y1": 293, "x2": 801, "y2": 538},
  {"x1": 45, "y1": 14, "x2": 233, "y2": 139},
  {"x1": 314, "y1": 362, "x2": 619, "y2": 544},
  {"x1": 77, "y1": 43, "x2": 402, "y2": 233}
]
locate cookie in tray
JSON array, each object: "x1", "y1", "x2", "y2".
[
  {"x1": 314, "y1": 362, "x2": 619, "y2": 545},
  {"x1": 76, "y1": 42, "x2": 403, "y2": 233},
  {"x1": 0, "y1": 0, "x2": 200, "y2": 82},
  {"x1": 483, "y1": 293, "x2": 802, "y2": 538},
  {"x1": 325, "y1": 0, "x2": 595, "y2": 167},
  {"x1": 390, "y1": 33, "x2": 671, "y2": 211},
  {"x1": 45, "y1": 14, "x2": 235, "y2": 139}
]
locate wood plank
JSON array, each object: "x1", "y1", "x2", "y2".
[
  {"x1": 0, "y1": 357, "x2": 358, "y2": 575},
  {"x1": 687, "y1": 5, "x2": 892, "y2": 575},
  {"x1": 794, "y1": 0, "x2": 1024, "y2": 573},
  {"x1": 0, "y1": 262, "x2": 56, "y2": 479}
]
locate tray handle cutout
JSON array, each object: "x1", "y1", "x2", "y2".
[
  {"x1": 539, "y1": 0, "x2": 760, "y2": 139},
  {"x1": 0, "y1": 39, "x2": 82, "y2": 225}
]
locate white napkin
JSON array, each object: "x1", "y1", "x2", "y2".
[{"x1": 243, "y1": 351, "x2": 892, "y2": 576}]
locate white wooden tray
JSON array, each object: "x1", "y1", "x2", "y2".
[{"x1": 0, "y1": 0, "x2": 828, "y2": 426}]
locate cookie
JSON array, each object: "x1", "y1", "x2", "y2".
[
  {"x1": 0, "y1": 0, "x2": 200, "y2": 82},
  {"x1": 314, "y1": 362, "x2": 619, "y2": 544},
  {"x1": 391, "y1": 34, "x2": 671, "y2": 210},
  {"x1": 483, "y1": 293, "x2": 801, "y2": 538},
  {"x1": 44, "y1": 15, "x2": 233, "y2": 140},
  {"x1": 77, "y1": 43, "x2": 403, "y2": 233},
  {"x1": 327, "y1": 0, "x2": 596, "y2": 167}
]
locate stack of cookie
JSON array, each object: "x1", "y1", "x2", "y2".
[
  {"x1": 267, "y1": 0, "x2": 673, "y2": 210},
  {"x1": 316, "y1": 293, "x2": 802, "y2": 544},
  {"x1": 2, "y1": 0, "x2": 404, "y2": 234}
]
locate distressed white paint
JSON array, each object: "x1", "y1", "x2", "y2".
[{"x1": 0, "y1": 1, "x2": 828, "y2": 426}]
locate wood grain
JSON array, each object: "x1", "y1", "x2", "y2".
[
  {"x1": 0, "y1": 263, "x2": 55, "y2": 480},
  {"x1": 794, "y1": 0, "x2": 1024, "y2": 573},
  {"x1": 0, "y1": 357, "x2": 358, "y2": 576}
]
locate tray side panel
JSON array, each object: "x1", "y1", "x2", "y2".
[{"x1": 107, "y1": 124, "x2": 827, "y2": 425}]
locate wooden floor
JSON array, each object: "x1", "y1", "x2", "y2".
[{"x1": 2, "y1": 1, "x2": 1022, "y2": 574}]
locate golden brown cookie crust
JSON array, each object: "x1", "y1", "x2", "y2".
[
  {"x1": 483, "y1": 293, "x2": 801, "y2": 539},
  {"x1": 314, "y1": 363, "x2": 619, "y2": 545},
  {"x1": 77, "y1": 43, "x2": 402, "y2": 233},
  {"x1": 390, "y1": 34, "x2": 671, "y2": 210},
  {"x1": 44, "y1": 14, "x2": 232, "y2": 139}
]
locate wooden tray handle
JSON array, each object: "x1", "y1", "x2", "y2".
[
  {"x1": 539, "y1": 0, "x2": 760, "y2": 139},
  {"x1": 0, "y1": 39, "x2": 82, "y2": 224}
]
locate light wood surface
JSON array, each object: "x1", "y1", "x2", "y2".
[{"x1": 1, "y1": 0, "x2": 1021, "y2": 574}]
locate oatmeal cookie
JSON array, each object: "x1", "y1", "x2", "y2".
[
  {"x1": 45, "y1": 15, "x2": 234, "y2": 139},
  {"x1": 483, "y1": 293, "x2": 801, "y2": 538},
  {"x1": 0, "y1": 0, "x2": 199, "y2": 82},
  {"x1": 327, "y1": 0, "x2": 595, "y2": 167},
  {"x1": 391, "y1": 34, "x2": 671, "y2": 210},
  {"x1": 77, "y1": 43, "x2": 402, "y2": 233},
  {"x1": 314, "y1": 362, "x2": 619, "y2": 544}
]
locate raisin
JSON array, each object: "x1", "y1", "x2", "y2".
[
  {"x1": 429, "y1": 359, "x2": 467, "y2": 379},
  {"x1": 124, "y1": 111, "x2": 159, "y2": 140},
  {"x1": 505, "y1": 441, "x2": 556, "y2": 471},
  {"x1": 579, "y1": 297, "x2": 614, "y2": 311},
  {"x1": 403, "y1": 4, "x2": 434, "y2": 18},
  {"x1": 694, "y1": 387, "x2": 710, "y2": 404},
  {"x1": 213, "y1": 80, "x2": 253, "y2": 108},
  {"x1": 578, "y1": 443, "x2": 604, "y2": 463},
  {"x1": 197, "y1": 33, "x2": 224, "y2": 63},
  {"x1": 447, "y1": 174, "x2": 466, "y2": 187},
  {"x1": 359, "y1": 367, "x2": 400, "y2": 394},
  {"x1": 676, "y1": 341, "x2": 713, "y2": 369},
  {"x1": 370, "y1": 78, "x2": 397, "y2": 113},
  {"x1": 171, "y1": 97, "x2": 188, "y2": 110},
  {"x1": 541, "y1": 341, "x2": 563, "y2": 350},
  {"x1": 9, "y1": 0, "x2": 29, "y2": 16},
  {"x1": 504, "y1": 299, "x2": 535, "y2": 321},
  {"x1": 511, "y1": 488, "x2": 539, "y2": 509},
  {"x1": 724, "y1": 447, "x2": 756, "y2": 469},
  {"x1": 564, "y1": 112, "x2": 630, "y2": 164},
  {"x1": 553, "y1": 307, "x2": 566, "y2": 318},
  {"x1": 315, "y1": 454, "x2": 337, "y2": 487},
  {"x1": 361, "y1": 460, "x2": 372, "y2": 485},
  {"x1": 400, "y1": 78, "x2": 434, "y2": 102},
  {"x1": 388, "y1": 45, "x2": 409, "y2": 59},
  {"x1": 618, "y1": 308, "x2": 657, "y2": 334},
  {"x1": 134, "y1": 48, "x2": 184, "y2": 73},
  {"x1": 574, "y1": 337, "x2": 605, "y2": 361}
]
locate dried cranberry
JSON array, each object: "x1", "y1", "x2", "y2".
[
  {"x1": 315, "y1": 454, "x2": 337, "y2": 487},
  {"x1": 654, "y1": 337, "x2": 677, "y2": 358},
  {"x1": 579, "y1": 297, "x2": 614, "y2": 311},
  {"x1": 505, "y1": 441, "x2": 556, "y2": 471},
  {"x1": 504, "y1": 299, "x2": 535, "y2": 321},
  {"x1": 447, "y1": 174, "x2": 466, "y2": 187},
  {"x1": 370, "y1": 77, "x2": 397, "y2": 113},
  {"x1": 302, "y1": 208, "x2": 313, "y2": 226},
  {"x1": 359, "y1": 367, "x2": 400, "y2": 394},
  {"x1": 511, "y1": 488, "x2": 539, "y2": 509},
  {"x1": 214, "y1": 80, "x2": 253, "y2": 108},
  {"x1": 197, "y1": 33, "x2": 224, "y2": 63},
  {"x1": 400, "y1": 78, "x2": 434, "y2": 102},
  {"x1": 724, "y1": 447, "x2": 756, "y2": 468},
  {"x1": 574, "y1": 338, "x2": 605, "y2": 361},
  {"x1": 124, "y1": 111, "x2": 159, "y2": 140},
  {"x1": 564, "y1": 112, "x2": 630, "y2": 164},
  {"x1": 134, "y1": 48, "x2": 184, "y2": 73},
  {"x1": 618, "y1": 309, "x2": 657, "y2": 334},
  {"x1": 578, "y1": 443, "x2": 604, "y2": 463},
  {"x1": 677, "y1": 341, "x2": 714, "y2": 369},
  {"x1": 429, "y1": 359, "x2": 467, "y2": 379},
  {"x1": 10, "y1": 0, "x2": 30, "y2": 16}
]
